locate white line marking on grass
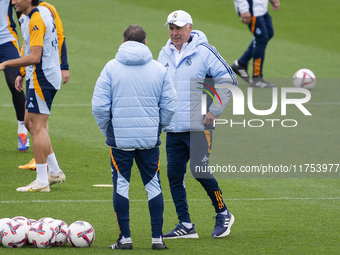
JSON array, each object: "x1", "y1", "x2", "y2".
[
  {"x1": 0, "y1": 102, "x2": 339, "y2": 108},
  {"x1": 1, "y1": 197, "x2": 339, "y2": 204},
  {"x1": 93, "y1": 184, "x2": 113, "y2": 187}
]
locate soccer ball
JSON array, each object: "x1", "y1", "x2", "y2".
[
  {"x1": 38, "y1": 217, "x2": 54, "y2": 224},
  {"x1": 1, "y1": 220, "x2": 27, "y2": 248},
  {"x1": 49, "y1": 220, "x2": 69, "y2": 246},
  {"x1": 27, "y1": 221, "x2": 56, "y2": 248},
  {"x1": 0, "y1": 218, "x2": 12, "y2": 245},
  {"x1": 12, "y1": 216, "x2": 31, "y2": 233},
  {"x1": 293, "y1": 68, "x2": 316, "y2": 89},
  {"x1": 28, "y1": 219, "x2": 38, "y2": 226},
  {"x1": 12, "y1": 216, "x2": 28, "y2": 222},
  {"x1": 67, "y1": 221, "x2": 95, "y2": 247}
]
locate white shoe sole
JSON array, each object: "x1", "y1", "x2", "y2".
[{"x1": 163, "y1": 233, "x2": 199, "y2": 239}]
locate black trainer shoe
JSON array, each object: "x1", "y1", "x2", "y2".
[
  {"x1": 109, "y1": 237, "x2": 133, "y2": 250},
  {"x1": 152, "y1": 241, "x2": 168, "y2": 250},
  {"x1": 250, "y1": 77, "x2": 276, "y2": 88},
  {"x1": 231, "y1": 60, "x2": 250, "y2": 83}
]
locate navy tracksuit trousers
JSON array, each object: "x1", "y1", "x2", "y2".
[
  {"x1": 166, "y1": 131, "x2": 228, "y2": 223},
  {"x1": 110, "y1": 147, "x2": 164, "y2": 239},
  {"x1": 239, "y1": 12, "x2": 274, "y2": 78}
]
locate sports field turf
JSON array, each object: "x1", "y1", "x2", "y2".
[{"x1": 0, "y1": 0, "x2": 339, "y2": 254}]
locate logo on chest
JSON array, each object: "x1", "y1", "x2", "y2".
[{"x1": 185, "y1": 57, "x2": 192, "y2": 66}]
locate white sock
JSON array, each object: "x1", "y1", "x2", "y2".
[
  {"x1": 47, "y1": 153, "x2": 61, "y2": 175},
  {"x1": 218, "y1": 210, "x2": 229, "y2": 216},
  {"x1": 152, "y1": 236, "x2": 163, "y2": 243},
  {"x1": 18, "y1": 121, "x2": 27, "y2": 135},
  {"x1": 181, "y1": 222, "x2": 193, "y2": 229},
  {"x1": 121, "y1": 236, "x2": 132, "y2": 243},
  {"x1": 36, "y1": 163, "x2": 49, "y2": 187}
]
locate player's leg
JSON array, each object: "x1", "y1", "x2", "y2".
[
  {"x1": 109, "y1": 147, "x2": 133, "y2": 250},
  {"x1": 16, "y1": 111, "x2": 51, "y2": 192},
  {"x1": 166, "y1": 132, "x2": 191, "y2": 223},
  {"x1": 249, "y1": 14, "x2": 275, "y2": 87},
  {"x1": 0, "y1": 41, "x2": 29, "y2": 151},
  {"x1": 264, "y1": 12, "x2": 274, "y2": 41},
  {"x1": 163, "y1": 132, "x2": 198, "y2": 239},
  {"x1": 46, "y1": 120, "x2": 65, "y2": 185},
  {"x1": 4, "y1": 66, "x2": 25, "y2": 121},
  {"x1": 238, "y1": 40, "x2": 254, "y2": 69},
  {"x1": 231, "y1": 19, "x2": 256, "y2": 83},
  {"x1": 135, "y1": 148, "x2": 167, "y2": 249},
  {"x1": 231, "y1": 39, "x2": 253, "y2": 83},
  {"x1": 190, "y1": 131, "x2": 228, "y2": 212},
  {"x1": 16, "y1": 88, "x2": 57, "y2": 192},
  {"x1": 190, "y1": 131, "x2": 234, "y2": 238}
]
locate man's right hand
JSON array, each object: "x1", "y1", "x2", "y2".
[
  {"x1": 15, "y1": 75, "x2": 24, "y2": 92},
  {"x1": 240, "y1": 12, "x2": 251, "y2": 24}
]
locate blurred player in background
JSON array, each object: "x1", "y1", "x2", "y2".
[
  {"x1": 0, "y1": 0, "x2": 65, "y2": 192},
  {"x1": 231, "y1": 0, "x2": 280, "y2": 88},
  {"x1": 158, "y1": 10, "x2": 237, "y2": 239},
  {"x1": 92, "y1": 25, "x2": 176, "y2": 250},
  {"x1": 0, "y1": 0, "x2": 28, "y2": 151},
  {"x1": 18, "y1": 0, "x2": 69, "y2": 170}
]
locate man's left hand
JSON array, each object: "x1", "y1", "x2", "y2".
[
  {"x1": 61, "y1": 70, "x2": 70, "y2": 84},
  {"x1": 203, "y1": 112, "x2": 218, "y2": 125}
]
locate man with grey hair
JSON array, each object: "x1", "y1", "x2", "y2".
[
  {"x1": 93, "y1": 24, "x2": 177, "y2": 250},
  {"x1": 158, "y1": 10, "x2": 237, "y2": 239}
]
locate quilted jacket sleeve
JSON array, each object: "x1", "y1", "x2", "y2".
[
  {"x1": 159, "y1": 70, "x2": 177, "y2": 128},
  {"x1": 92, "y1": 60, "x2": 115, "y2": 137}
]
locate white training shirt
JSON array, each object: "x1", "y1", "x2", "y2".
[
  {"x1": 233, "y1": 0, "x2": 269, "y2": 17},
  {"x1": 0, "y1": 0, "x2": 18, "y2": 45}
]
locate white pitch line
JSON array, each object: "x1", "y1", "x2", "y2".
[
  {"x1": 93, "y1": 184, "x2": 113, "y2": 187},
  {"x1": 0, "y1": 197, "x2": 339, "y2": 204},
  {"x1": 0, "y1": 102, "x2": 339, "y2": 108}
]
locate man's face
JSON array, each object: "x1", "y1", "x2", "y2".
[
  {"x1": 12, "y1": 0, "x2": 31, "y2": 14},
  {"x1": 168, "y1": 23, "x2": 193, "y2": 50}
]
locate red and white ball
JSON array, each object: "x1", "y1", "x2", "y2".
[
  {"x1": 0, "y1": 218, "x2": 12, "y2": 245},
  {"x1": 12, "y1": 216, "x2": 31, "y2": 233},
  {"x1": 293, "y1": 68, "x2": 316, "y2": 89},
  {"x1": 67, "y1": 221, "x2": 95, "y2": 247},
  {"x1": 1, "y1": 220, "x2": 27, "y2": 248},
  {"x1": 38, "y1": 217, "x2": 54, "y2": 224},
  {"x1": 49, "y1": 220, "x2": 69, "y2": 246},
  {"x1": 27, "y1": 221, "x2": 56, "y2": 248}
]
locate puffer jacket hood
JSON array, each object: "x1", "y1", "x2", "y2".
[{"x1": 116, "y1": 41, "x2": 153, "y2": 66}]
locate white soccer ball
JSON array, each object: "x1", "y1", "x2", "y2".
[
  {"x1": 1, "y1": 220, "x2": 27, "y2": 248},
  {"x1": 49, "y1": 220, "x2": 68, "y2": 246},
  {"x1": 0, "y1": 218, "x2": 12, "y2": 245},
  {"x1": 293, "y1": 68, "x2": 316, "y2": 89},
  {"x1": 12, "y1": 216, "x2": 31, "y2": 233},
  {"x1": 67, "y1": 221, "x2": 95, "y2": 247},
  {"x1": 28, "y1": 219, "x2": 38, "y2": 226},
  {"x1": 38, "y1": 217, "x2": 54, "y2": 224},
  {"x1": 27, "y1": 221, "x2": 56, "y2": 248},
  {"x1": 12, "y1": 216, "x2": 28, "y2": 222}
]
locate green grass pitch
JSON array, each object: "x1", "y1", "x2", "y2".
[{"x1": 0, "y1": 0, "x2": 339, "y2": 254}]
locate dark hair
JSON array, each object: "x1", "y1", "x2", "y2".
[
  {"x1": 123, "y1": 25, "x2": 146, "y2": 43},
  {"x1": 32, "y1": 0, "x2": 40, "y2": 6}
]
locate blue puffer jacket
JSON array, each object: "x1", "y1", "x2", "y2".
[
  {"x1": 157, "y1": 30, "x2": 238, "y2": 132},
  {"x1": 92, "y1": 41, "x2": 177, "y2": 149}
]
